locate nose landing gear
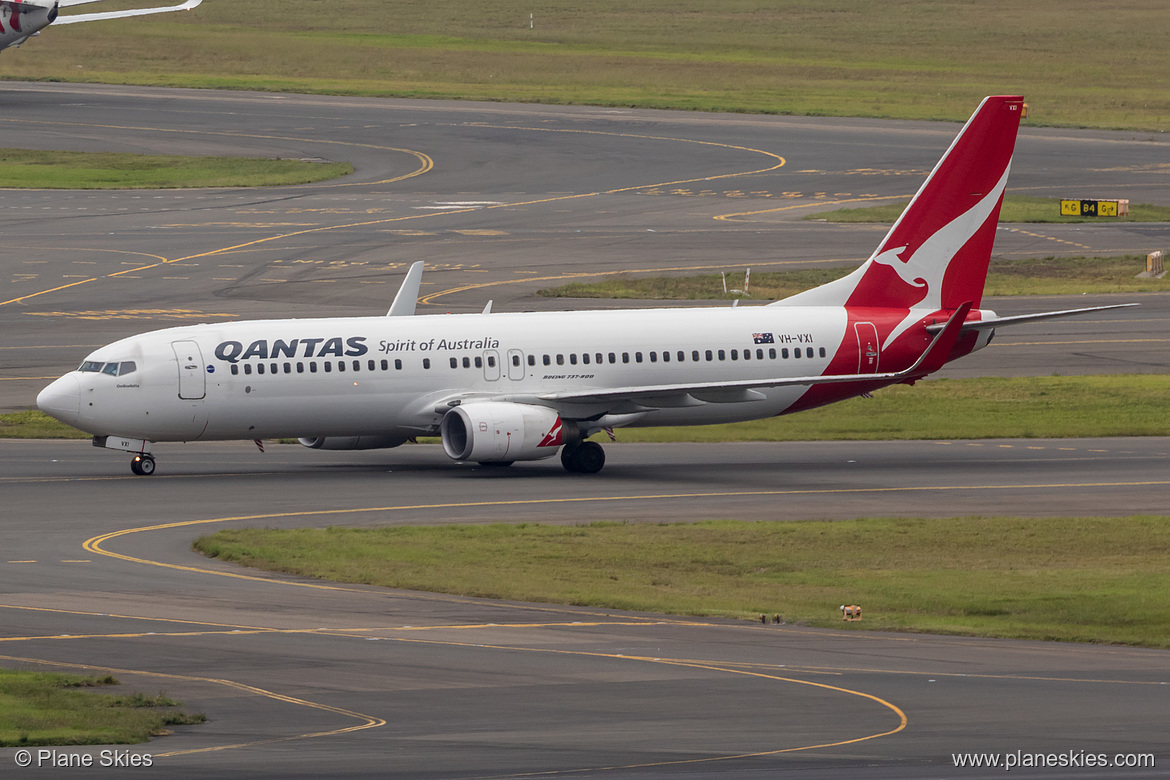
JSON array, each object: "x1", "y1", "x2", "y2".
[{"x1": 130, "y1": 453, "x2": 156, "y2": 476}]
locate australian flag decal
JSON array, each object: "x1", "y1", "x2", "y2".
[{"x1": 752, "y1": 332, "x2": 775, "y2": 344}]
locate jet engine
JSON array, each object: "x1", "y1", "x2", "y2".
[
  {"x1": 440, "y1": 402, "x2": 568, "y2": 463},
  {"x1": 297, "y1": 435, "x2": 408, "y2": 451}
]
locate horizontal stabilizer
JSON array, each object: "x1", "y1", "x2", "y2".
[{"x1": 927, "y1": 303, "x2": 1139, "y2": 333}]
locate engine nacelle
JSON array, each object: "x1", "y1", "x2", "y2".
[
  {"x1": 440, "y1": 402, "x2": 567, "y2": 463},
  {"x1": 297, "y1": 435, "x2": 408, "y2": 451}
]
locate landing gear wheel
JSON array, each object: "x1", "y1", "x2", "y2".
[
  {"x1": 561, "y1": 441, "x2": 605, "y2": 474},
  {"x1": 130, "y1": 454, "x2": 156, "y2": 476}
]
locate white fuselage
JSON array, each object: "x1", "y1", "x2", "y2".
[{"x1": 41, "y1": 304, "x2": 940, "y2": 444}]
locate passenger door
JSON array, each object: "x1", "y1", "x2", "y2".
[
  {"x1": 172, "y1": 340, "x2": 206, "y2": 399},
  {"x1": 854, "y1": 322, "x2": 879, "y2": 373}
]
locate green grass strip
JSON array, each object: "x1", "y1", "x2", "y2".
[
  {"x1": 608, "y1": 375, "x2": 1170, "y2": 442},
  {"x1": 194, "y1": 516, "x2": 1170, "y2": 647},
  {"x1": 7, "y1": 375, "x2": 1169, "y2": 442},
  {"x1": 0, "y1": 670, "x2": 204, "y2": 747},
  {"x1": 538, "y1": 256, "x2": 1170, "y2": 300},
  {"x1": 0, "y1": 149, "x2": 352, "y2": 189},
  {"x1": 0, "y1": 411, "x2": 89, "y2": 440},
  {"x1": 809, "y1": 196, "x2": 1170, "y2": 224},
  {"x1": 6, "y1": 2, "x2": 1170, "y2": 131}
]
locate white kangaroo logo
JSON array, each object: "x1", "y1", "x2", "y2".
[{"x1": 873, "y1": 165, "x2": 1011, "y2": 349}]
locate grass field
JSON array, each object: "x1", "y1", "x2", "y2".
[
  {"x1": 7, "y1": 374, "x2": 1168, "y2": 442},
  {"x1": 538, "y1": 255, "x2": 1170, "y2": 300},
  {"x1": 0, "y1": 149, "x2": 352, "y2": 189},
  {"x1": 0, "y1": 670, "x2": 204, "y2": 747},
  {"x1": 608, "y1": 375, "x2": 1170, "y2": 442},
  {"x1": 2, "y1": 1, "x2": 1168, "y2": 130},
  {"x1": 194, "y1": 516, "x2": 1170, "y2": 646}
]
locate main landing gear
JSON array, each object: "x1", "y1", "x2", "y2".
[
  {"x1": 561, "y1": 441, "x2": 605, "y2": 474},
  {"x1": 130, "y1": 453, "x2": 156, "y2": 476}
]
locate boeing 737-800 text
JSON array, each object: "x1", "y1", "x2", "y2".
[{"x1": 37, "y1": 96, "x2": 1133, "y2": 475}]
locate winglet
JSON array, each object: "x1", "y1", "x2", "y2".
[{"x1": 386, "y1": 261, "x2": 424, "y2": 317}]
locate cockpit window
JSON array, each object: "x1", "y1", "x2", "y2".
[
  {"x1": 79, "y1": 360, "x2": 104, "y2": 373},
  {"x1": 118, "y1": 361, "x2": 137, "y2": 376},
  {"x1": 101, "y1": 362, "x2": 121, "y2": 376}
]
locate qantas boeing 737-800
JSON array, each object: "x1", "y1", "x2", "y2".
[{"x1": 37, "y1": 95, "x2": 1134, "y2": 476}]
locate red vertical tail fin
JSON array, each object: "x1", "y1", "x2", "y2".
[{"x1": 774, "y1": 96, "x2": 1024, "y2": 327}]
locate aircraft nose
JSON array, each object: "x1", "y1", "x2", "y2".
[{"x1": 37, "y1": 374, "x2": 81, "y2": 427}]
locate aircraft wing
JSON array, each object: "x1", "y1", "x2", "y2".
[
  {"x1": 53, "y1": 0, "x2": 201, "y2": 25},
  {"x1": 535, "y1": 302, "x2": 972, "y2": 407}
]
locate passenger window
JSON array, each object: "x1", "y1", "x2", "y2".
[
  {"x1": 677, "y1": 351, "x2": 685, "y2": 362},
  {"x1": 794, "y1": 348, "x2": 802, "y2": 358},
  {"x1": 450, "y1": 357, "x2": 458, "y2": 369},
  {"x1": 756, "y1": 349, "x2": 764, "y2": 360},
  {"x1": 79, "y1": 361, "x2": 103, "y2": 373},
  {"x1": 596, "y1": 353, "x2": 603, "y2": 364},
  {"x1": 488, "y1": 356, "x2": 496, "y2": 367},
  {"x1": 244, "y1": 364, "x2": 253, "y2": 375},
  {"x1": 324, "y1": 362, "x2": 332, "y2": 373},
  {"x1": 692, "y1": 351, "x2": 700, "y2": 362},
  {"x1": 718, "y1": 350, "x2": 726, "y2": 361},
  {"x1": 395, "y1": 359, "x2": 402, "y2": 370},
  {"x1": 782, "y1": 348, "x2": 789, "y2": 358},
  {"x1": 543, "y1": 355, "x2": 551, "y2": 366},
  {"x1": 380, "y1": 359, "x2": 389, "y2": 371},
  {"x1": 231, "y1": 364, "x2": 239, "y2": 376},
  {"x1": 731, "y1": 349, "x2": 738, "y2": 360},
  {"x1": 528, "y1": 355, "x2": 535, "y2": 366},
  {"x1": 298, "y1": 362, "x2": 305, "y2": 373},
  {"x1": 258, "y1": 364, "x2": 266, "y2": 375},
  {"x1": 475, "y1": 356, "x2": 483, "y2": 368},
  {"x1": 608, "y1": 353, "x2": 616, "y2": 363},
  {"x1": 635, "y1": 352, "x2": 643, "y2": 363},
  {"x1": 569, "y1": 354, "x2": 577, "y2": 365},
  {"x1": 705, "y1": 350, "x2": 713, "y2": 361},
  {"x1": 556, "y1": 354, "x2": 564, "y2": 366},
  {"x1": 101, "y1": 362, "x2": 120, "y2": 376},
  {"x1": 270, "y1": 363, "x2": 278, "y2": 374},
  {"x1": 337, "y1": 361, "x2": 345, "y2": 372},
  {"x1": 662, "y1": 351, "x2": 669, "y2": 363},
  {"x1": 649, "y1": 352, "x2": 657, "y2": 363},
  {"x1": 368, "y1": 360, "x2": 376, "y2": 371},
  {"x1": 118, "y1": 361, "x2": 137, "y2": 376},
  {"x1": 284, "y1": 363, "x2": 292, "y2": 373},
  {"x1": 310, "y1": 362, "x2": 318, "y2": 373},
  {"x1": 423, "y1": 358, "x2": 431, "y2": 369},
  {"x1": 622, "y1": 353, "x2": 630, "y2": 364},
  {"x1": 512, "y1": 355, "x2": 521, "y2": 366},
  {"x1": 819, "y1": 347, "x2": 827, "y2": 358},
  {"x1": 582, "y1": 353, "x2": 590, "y2": 365},
  {"x1": 769, "y1": 348, "x2": 777, "y2": 359}
]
